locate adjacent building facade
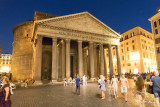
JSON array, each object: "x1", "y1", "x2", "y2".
[
  {"x1": 119, "y1": 26, "x2": 157, "y2": 74},
  {"x1": 0, "y1": 54, "x2": 12, "y2": 73},
  {"x1": 149, "y1": 8, "x2": 160, "y2": 72},
  {"x1": 11, "y1": 11, "x2": 121, "y2": 82}
]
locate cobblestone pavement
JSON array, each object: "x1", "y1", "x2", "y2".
[{"x1": 11, "y1": 79, "x2": 156, "y2": 107}]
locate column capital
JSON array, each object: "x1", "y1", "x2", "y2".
[
  {"x1": 78, "y1": 40, "x2": 82, "y2": 43},
  {"x1": 89, "y1": 41, "x2": 93, "y2": 44},
  {"x1": 66, "y1": 39, "x2": 70, "y2": 42},
  {"x1": 108, "y1": 44, "x2": 112, "y2": 47},
  {"x1": 99, "y1": 43, "x2": 103, "y2": 45},
  {"x1": 115, "y1": 45, "x2": 120, "y2": 48},
  {"x1": 52, "y1": 37, "x2": 57, "y2": 42}
]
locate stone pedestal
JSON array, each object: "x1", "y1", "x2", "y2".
[{"x1": 34, "y1": 80, "x2": 43, "y2": 86}]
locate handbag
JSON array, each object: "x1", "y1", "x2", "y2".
[{"x1": 146, "y1": 84, "x2": 153, "y2": 94}]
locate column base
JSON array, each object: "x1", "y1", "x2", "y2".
[
  {"x1": 49, "y1": 80, "x2": 57, "y2": 84},
  {"x1": 89, "y1": 78, "x2": 97, "y2": 82},
  {"x1": 34, "y1": 80, "x2": 43, "y2": 86}
]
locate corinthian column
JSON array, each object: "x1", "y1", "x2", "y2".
[
  {"x1": 66, "y1": 39, "x2": 70, "y2": 78},
  {"x1": 108, "y1": 44, "x2": 114, "y2": 80},
  {"x1": 35, "y1": 35, "x2": 43, "y2": 83},
  {"x1": 52, "y1": 37, "x2": 57, "y2": 81},
  {"x1": 89, "y1": 42, "x2": 95, "y2": 80},
  {"x1": 116, "y1": 45, "x2": 121, "y2": 76},
  {"x1": 78, "y1": 40, "x2": 83, "y2": 78},
  {"x1": 62, "y1": 40, "x2": 66, "y2": 79},
  {"x1": 100, "y1": 43, "x2": 104, "y2": 75}
]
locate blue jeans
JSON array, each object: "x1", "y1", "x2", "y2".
[
  {"x1": 76, "y1": 86, "x2": 80, "y2": 95},
  {"x1": 154, "y1": 92, "x2": 160, "y2": 98}
]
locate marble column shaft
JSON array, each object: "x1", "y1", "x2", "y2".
[
  {"x1": 58, "y1": 45, "x2": 62, "y2": 81},
  {"x1": 100, "y1": 43, "x2": 104, "y2": 75},
  {"x1": 104, "y1": 49, "x2": 107, "y2": 77},
  {"x1": 94, "y1": 44, "x2": 98, "y2": 77},
  {"x1": 83, "y1": 49, "x2": 88, "y2": 76},
  {"x1": 35, "y1": 36, "x2": 42, "y2": 81},
  {"x1": 116, "y1": 45, "x2": 121, "y2": 76},
  {"x1": 52, "y1": 38, "x2": 57, "y2": 80},
  {"x1": 108, "y1": 44, "x2": 114, "y2": 80},
  {"x1": 89, "y1": 42, "x2": 94, "y2": 78},
  {"x1": 66, "y1": 39, "x2": 70, "y2": 78},
  {"x1": 62, "y1": 41, "x2": 66, "y2": 79},
  {"x1": 78, "y1": 40, "x2": 83, "y2": 77}
]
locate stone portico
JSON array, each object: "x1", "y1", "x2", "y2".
[{"x1": 11, "y1": 11, "x2": 121, "y2": 82}]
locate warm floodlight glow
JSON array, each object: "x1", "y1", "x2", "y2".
[
  {"x1": 107, "y1": 68, "x2": 110, "y2": 73},
  {"x1": 134, "y1": 68, "x2": 138, "y2": 74},
  {"x1": 122, "y1": 69, "x2": 126, "y2": 74},
  {"x1": 1, "y1": 66, "x2": 10, "y2": 73},
  {"x1": 130, "y1": 52, "x2": 140, "y2": 60},
  {"x1": 113, "y1": 58, "x2": 116, "y2": 63}
]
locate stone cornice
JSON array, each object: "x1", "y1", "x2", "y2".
[
  {"x1": 37, "y1": 24, "x2": 120, "y2": 39},
  {"x1": 13, "y1": 21, "x2": 33, "y2": 33}
]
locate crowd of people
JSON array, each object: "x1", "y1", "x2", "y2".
[
  {"x1": 73, "y1": 71, "x2": 160, "y2": 107},
  {"x1": 1, "y1": 70, "x2": 160, "y2": 107}
]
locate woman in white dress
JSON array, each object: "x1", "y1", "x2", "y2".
[{"x1": 111, "y1": 75, "x2": 118, "y2": 98}]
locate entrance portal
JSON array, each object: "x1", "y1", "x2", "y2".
[
  {"x1": 42, "y1": 51, "x2": 52, "y2": 80},
  {"x1": 70, "y1": 56, "x2": 74, "y2": 78},
  {"x1": 41, "y1": 37, "x2": 52, "y2": 81}
]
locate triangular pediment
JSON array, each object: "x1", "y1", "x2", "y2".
[{"x1": 35, "y1": 12, "x2": 120, "y2": 38}]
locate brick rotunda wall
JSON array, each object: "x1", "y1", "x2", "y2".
[{"x1": 11, "y1": 21, "x2": 34, "y2": 81}]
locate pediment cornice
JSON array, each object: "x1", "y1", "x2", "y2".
[
  {"x1": 36, "y1": 23, "x2": 120, "y2": 39},
  {"x1": 35, "y1": 12, "x2": 121, "y2": 38}
]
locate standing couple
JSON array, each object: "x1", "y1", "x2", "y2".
[{"x1": 98, "y1": 74, "x2": 129, "y2": 100}]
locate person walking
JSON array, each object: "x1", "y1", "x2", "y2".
[
  {"x1": 119, "y1": 74, "x2": 129, "y2": 102},
  {"x1": 100, "y1": 75, "x2": 106, "y2": 100},
  {"x1": 83, "y1": 75, "x2": 86, "y2": 85},
  {"x1": 136, "y1": 75, "x2": 145, "y2": 107},
  {"x1": 75, "y1": 74, "x2": 81, "y2": 96},
  {"x1": 150, "y1": 71, "x2": 160, "y2": 107},
  {"x1": 111, "y1": 75, "x2": 118, "y2": 98},
  {"x1": 0, "y1": 76, "x2": 11, "y2": 107},
  {"x1": 85, "y1": 76, "x2": 87, "y2": 85}
]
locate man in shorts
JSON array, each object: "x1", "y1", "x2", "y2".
[
  {"x1": 119, "y1": 74, "x2": 129, "y2": 102},
  {"x1": 150, "y1": 71, "x2": 160, "y2": 107}
]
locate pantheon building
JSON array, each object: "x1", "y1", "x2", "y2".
[{"x1": 11, "y1": 11, "x2": 121, "y2": 83}]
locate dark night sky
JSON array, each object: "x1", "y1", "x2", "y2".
[{"x1": 0, "y1": 0, "x2": 160, "y2": 54}]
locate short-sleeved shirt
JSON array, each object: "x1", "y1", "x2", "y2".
[
  {"x1": 76, "y1": 78, "x2": 80, "y2": 86},
  {"x1": 120, "y1": 78, "x2": 128, "y2": 87},
  {"x1": 151, "y1": 76, "x2": 160, "y2": 93}
]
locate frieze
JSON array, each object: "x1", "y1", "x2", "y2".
[{"x1": 37, "y1": 24, "x2": 119, "y2": 39}]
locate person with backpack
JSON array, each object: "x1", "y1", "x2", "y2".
[{"x1": 150, "y1": 71, "x2": 160, "y2": 107}]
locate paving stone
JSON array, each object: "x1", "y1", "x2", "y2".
[{"x1": 11, "y1": 79, "x2": 156, "y2": 107}]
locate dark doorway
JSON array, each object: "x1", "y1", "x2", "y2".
[
  {"x1": 41, "y1": 37, "x2": 52, "y2": 81},
  {"x1": 42, "y1": 51, "x2": 52, "y2": 80},
  {"x1": 70, "y1": 56, "x2": 74, "y2": 78}
]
